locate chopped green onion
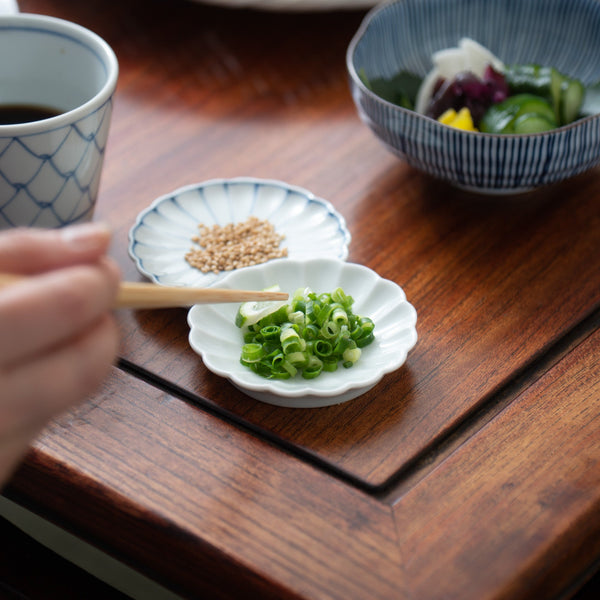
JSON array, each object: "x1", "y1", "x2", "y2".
[
  {"x1": 236, "y1": 286, "x2": 375, "y2": 380},
  {"x1": 314, "y1": 340, "x2": 333, "y2": 358},
  {"x1": 302, "y1": 324, "x2": 319, "y2": 340},
  {"x1": 331, "y1": 287, "x2": 350, "y2": 307},
  {"x1": 286, "y1": 351, "x2": 308, "y2": 368},
  {"x1": 271, "y1": 353, "x2": 296, "y2": 378},
  {"x1": 304, "y1": 299, "x2": 317, "y2": 322},
  {"x1": 281, "y1": 359, "x2": 297, "y2": 378},
  {"x1": 331, "y1": 305, "x2": 349, "y2": 326},
  {"x1": 333, "y1": 334, "x2": 353, "y2": 355},
  {"x1": 356, "y1": 332, "x2": 375, "y2": 348},
  {"x1": 241, "y1": 343, "x2": 265, "y2": 363},
  {"x1": 359, "y1": 316, "x2": 374, "y2": 333},
  {"x1": 243, "y1": 331, "x2": 257, "y2": 344},
  {"x1": 287, "y1": 310, "x2": 305, "y2": 325},
  {"x1": 243, "y1": 360, "x2": 272, "y2": 377},
  {"x1": 269, "y1": 369, "x2": 292, "y2": 380},
  {"x1": 269, "y1": 304, "x2": 291, "y2": 325},
  {"x1": 343, "y1": 347, "x2": 361, "y2": 366},
  {"x1": 280, "y1": 325, "x2": 302, "y2": 354},
  {"x1": 315, "y1": 304, "x2": 334, "y2": 327},
  {"x1": 302, "y1": 355, "x2": 323, "y2": 379},
  {"x1": 291, "y1": 298, "x2": 306, "y2": 313},
  {"x1": 322, "y1": 358, "x2": 338, "y2": 372},
  {"x1": 270, "y1": 353, "x2": 286, "y2": 369},
  {"x1": 260, "y1": 325, "x2": 281, "y2": 341},
  {"x1": 320, "y1": 320, "x2": 340, "y2": 339}
]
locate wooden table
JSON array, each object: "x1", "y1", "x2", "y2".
[{"x1": 4, "y1": 0, "x2": 600, "y2": 598}]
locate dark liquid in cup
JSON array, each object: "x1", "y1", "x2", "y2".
[{"x1": 0, "y1": 104, "x2": 63, "y2": 125}]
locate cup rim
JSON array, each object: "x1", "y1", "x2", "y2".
[{"x1": 0, "y1": 13, "x2": 119, "y2": 135}]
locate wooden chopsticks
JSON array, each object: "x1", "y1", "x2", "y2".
[
  {"x1": 0, "y1": 273, "x2": 288, "y2": 309},
  {"x1": 114, "y1": 281, "x2": 288, "y2": 309}
]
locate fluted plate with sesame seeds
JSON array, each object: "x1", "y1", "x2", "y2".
[{"x1": 128, "y1": 177, "x2": 351, "y2": 288}]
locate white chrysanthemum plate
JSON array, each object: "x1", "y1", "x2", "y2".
[
  {"x1": 187, "y1": 258, "x2": 418, "y2": 408},
  {"x1": 129, "y1": 178, "x2": 351, "y2": 287}
]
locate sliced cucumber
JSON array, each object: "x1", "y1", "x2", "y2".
[
  {"x1": 559, "y1": 78, "x2": 585, "y2": 125},
  {"x1": 480, "y1": 93, "x2": 557, "y2": 134},
  {"x1": 479, "y1": 102, "x2": 518, "y2": 133},
  {"x1": 549, "y1": 67, "x2": 563, "y2": 122},
  {"x1": 513, "y1": 113, "x2": 556, "y2": 134},
  {"x1": 505, "y1": 63, "x2": 585, "y2": 126},
  {"x1": 514, "y1": 95, "x2": 556, "y2": 123},
  {"x1": 505, "y1": 64, "x2": 552, "y2": 95}
]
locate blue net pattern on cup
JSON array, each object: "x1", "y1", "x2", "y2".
[{"x1": 0, "y1": 99, "x2": 113, "y2": 229}]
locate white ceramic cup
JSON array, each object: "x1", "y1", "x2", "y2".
[{"x1": 0, "y1": 11, "x2": 118, "y2": 229}]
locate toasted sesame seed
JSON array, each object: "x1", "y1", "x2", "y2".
[{"x1": 185, "y1": 216, "x2": 288, "y2": 274}]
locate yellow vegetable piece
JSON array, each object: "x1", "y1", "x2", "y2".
[
  {"x1": 438, "y1": 108, "x2": 458, "y2": 124},
  {"x1": 437, "y1": 107, "x2": 478, "y2": 132}
]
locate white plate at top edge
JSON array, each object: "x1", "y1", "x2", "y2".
[
  {"x1": 190, "y1": 0, "x2": 380, "y2": 11},
  {"x1": 128, "y1": 177, "x2": 351, "y2": 288}
]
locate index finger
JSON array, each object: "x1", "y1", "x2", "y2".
[
  {"x1": 0, "y1": 260, "x2": 120, "y2": 366},
  {"x1": 0, "y1": 223, "x2": 113, "y2": 275}
]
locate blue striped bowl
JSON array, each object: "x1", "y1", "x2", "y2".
[{"x1": 347, "y1": 0, "x2": 600, "y2": 194}]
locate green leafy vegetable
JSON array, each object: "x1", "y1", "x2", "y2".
[{"x1": 359, "y1": 67, "x2": 422, "y2": 110}]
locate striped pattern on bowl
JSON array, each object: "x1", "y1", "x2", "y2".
[{"x1": 347, "y1": 0, "x2": 600, "y2": 193}]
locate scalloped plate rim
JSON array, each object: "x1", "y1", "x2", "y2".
[
  {"x1": 128, "y1": 177, "x2": 351, "y2": 287},
  {"x1": 187, "y1": 257, "x2": 418, "y2": 408}
]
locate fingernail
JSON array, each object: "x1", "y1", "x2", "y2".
[{"x1": 60, "y1": 222, "x2": 112, "y2": 250}]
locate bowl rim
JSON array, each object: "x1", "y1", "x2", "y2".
[{"x1": 346, "y1": 0, "x2": 600, "y2": 139}]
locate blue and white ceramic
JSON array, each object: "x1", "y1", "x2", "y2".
[
  {"x1": 129, "y1": 178, "x2": 351, "y2": 288},
  {"x1": 0, "y1": 14, "x2": 118, "y2": 228},
  {"x1": 347, "y1": 0, "x2": 600, "y2": 194},
  {"x1": 188, "y1": 258, "x2": 418, "y2": 408}
]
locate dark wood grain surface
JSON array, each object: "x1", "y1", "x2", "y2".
[{"x1": 3, "y1": 0, "x2": 600, "y2": 598}]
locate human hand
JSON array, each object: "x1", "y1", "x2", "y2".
[{"x1": 0, "y1": 223, "x2": 121, "y2": 486}]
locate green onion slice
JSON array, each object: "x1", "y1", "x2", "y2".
[{"x1": 236, "y1": 286, "x2": 375, "y2": 380}]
